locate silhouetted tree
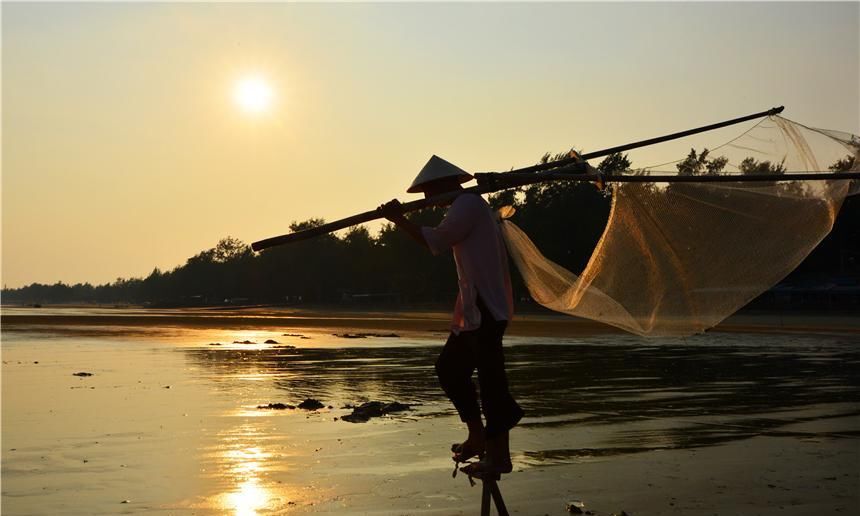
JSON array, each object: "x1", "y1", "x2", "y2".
[{"x1": 676, "y1": 148, "x2": 729, "y2": 176}]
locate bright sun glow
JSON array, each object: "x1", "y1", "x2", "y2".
[
  {"x1": 234, "y1": 76, "x2": 274, "y2": 114},
  {"x1": 226, "y1": 478, "x2": 269, "y2": 516}
]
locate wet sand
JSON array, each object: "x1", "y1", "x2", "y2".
[{"x1": 2, "y1": 308, "x2": 859, "y2": 515}]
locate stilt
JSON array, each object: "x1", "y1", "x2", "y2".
[
  {"x1": 480, "y1": 477, "x2": 509, "y2": 516},
  {"x1": 455, "y1": 461, "x2": 510, "y2": 515}
]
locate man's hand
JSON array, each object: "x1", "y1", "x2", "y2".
[
  {"x1": 378, "y1": 199, "x2": 407, "y2": 223},
  {"x1": 377, "y1": 199, "x2": 428, "y2": 249}
]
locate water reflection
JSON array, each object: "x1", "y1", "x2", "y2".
[
  {"x1": 183, "y1": 333, "x2": 860, "y2": 467},
  {"x1": 197, "y1": 394, "x2": 324, "y2": 513},
  {"x1": 205, "y1": 424, "x2": 285, "y2": 515},
  {"x1": 227, "y1": 479, "x2": 268, "y2": 516}
]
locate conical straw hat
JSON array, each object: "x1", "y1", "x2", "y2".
[{"x1": 407, "y1": 155, "x2": 474, "y2": 193}]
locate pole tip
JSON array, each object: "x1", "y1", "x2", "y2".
[{"x1": 769, "y1": 106, "x2": 785, "y2": 115}]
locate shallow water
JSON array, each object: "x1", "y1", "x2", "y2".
[{"x1": 2, "y1": 311, "x2": 859, "y2": 515}]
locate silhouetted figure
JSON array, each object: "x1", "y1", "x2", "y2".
[{"x1": 380, "y1": 155, "x2": 523, "y2": 478}]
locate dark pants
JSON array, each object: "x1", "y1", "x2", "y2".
[{"x1": 435, "y1": 297, "x2": 523, "y2": 438}]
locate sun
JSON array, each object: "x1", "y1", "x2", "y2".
[{"x1": 234, "y1": 76, "x2": 274, "y2": 114}]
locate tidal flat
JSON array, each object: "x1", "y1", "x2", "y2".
[{"x1": 1, "y1": 308, "x2": 859, "y2": 515}]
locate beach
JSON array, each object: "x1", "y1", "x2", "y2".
[{"x1": 1, "y1": 307, "x2": 858, "y2": 515}]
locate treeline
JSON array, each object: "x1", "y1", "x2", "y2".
[{"x1": 3, "y1": 151, "x2": 857, "y2": 307}]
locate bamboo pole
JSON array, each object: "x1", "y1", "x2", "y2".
[
  {"x1": 492, "y1": 171, "x2": 860, "y2": 184},
  {"x1": 511, "y1": 106, "x2": 784, "y2": 174},
  {"x1": 252, "y1": 106, "x2": 796, "y2": 251}
]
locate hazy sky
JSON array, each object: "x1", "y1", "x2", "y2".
[{"x1": 2, "y1": 2, "x2": 858, "y2": 288}]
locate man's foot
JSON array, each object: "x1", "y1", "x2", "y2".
[
  {"x1": 451, "y1": 436, "x2": 485, "y2": 462},
  {"x1": 452, "y1": 419, "x2": 486, "y2": 462}
]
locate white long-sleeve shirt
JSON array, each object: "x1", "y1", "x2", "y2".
[{"x1": 421, "y1": 193, "x2": 514, "y2": 334}]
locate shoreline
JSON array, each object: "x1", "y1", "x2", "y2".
[{"x1": 2, "y1": 306, "x2": 859, "y2": 338}]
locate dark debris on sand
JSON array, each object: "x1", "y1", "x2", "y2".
[
  {"x1": 298, "y1": 398, "x2": 325, "y2": 410},
  {"x1": 264, "y1": 339, "x2": 279, "y2": 344},
  {"x1": 73, "y1": 372, "x2": 94, "y2": 377},
  {"x1": 566, "y1": 501, "x2": 582, "y2": 514},
  {"x1": 257, "y1": 403, "x2": 296, "y2": 410},
  {"x1": 341, "y1": 401, "x2": 411, "y2": 423},
  {"x1": 256, "y1": 398, "x2": 326, "y2": 411},
  {"x1": 233, "y1": 340, "x2": 255, "y2": 344}
]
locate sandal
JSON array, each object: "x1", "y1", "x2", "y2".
[{"x1": 458, "y1": 459, "x2": 512, "y2": 481}]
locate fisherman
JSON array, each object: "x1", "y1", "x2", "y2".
[{"x1": 379, "y1": 155, "x2": 523, "y2": 478}]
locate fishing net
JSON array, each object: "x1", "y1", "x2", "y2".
[{"x1": 500, "y1": 115, "x2": 860, "y2": 336}]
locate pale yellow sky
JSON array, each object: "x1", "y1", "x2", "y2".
[{"x1": 2, "y1": 2, "x2": 858, "y2": 288}]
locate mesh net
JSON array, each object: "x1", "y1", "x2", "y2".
[{"x1": 501, "y1": 115, "x2": 859, "y2": 336}]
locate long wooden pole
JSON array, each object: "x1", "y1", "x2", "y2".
[
  {"x1": 514, "y1": 106, "x2": 784, "y2": 173},
  {"x1": 498, "y1": 171, "x2": 860, "y2": 184},
  {"x1": 252, "y1": 106, "x2": 787, "y2": 251},
  {"x1": 250, "y1": 162, "x2": 586, "y2": 251}
]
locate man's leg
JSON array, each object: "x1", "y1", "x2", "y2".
[
  {"x1": 475, "y1": 322, "x2": 522, "y2": 440},
  {"x1": 473, "y1": 300, "x2": 523, "y2": 472},
  {"x1": 435, "y1": 331, "x2": 484, "y2": 457}
]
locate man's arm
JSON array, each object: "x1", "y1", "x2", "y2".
[{"x1": 379, "y1": 200, "x2": 429, "y2": 249}]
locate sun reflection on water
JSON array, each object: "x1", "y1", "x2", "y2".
[
  {"x1": 225, "y1": 446, "x2": 268, "y2": 476},
  {"x1": 216, "y1": 435, "x2": 275, "y2": 515},
  {"x1": 226, "y1": 477, "x2": 270, "y2": 516},
  {"x1": 206, "y1": 424, "x2": 304, "y2": 515},
  {"x1": 224, "y1": 478, "x2": 270, "y2": 516}
]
